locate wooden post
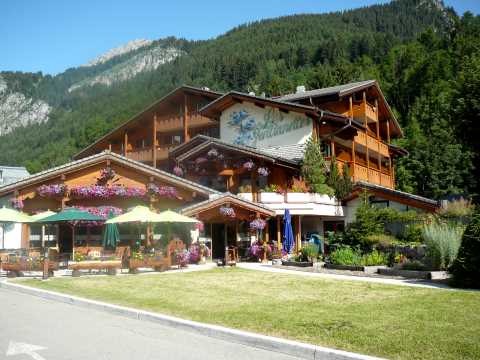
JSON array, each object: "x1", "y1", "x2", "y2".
[
  {"x1": 351, "y1": 140, "x2": 356, "y2": 182},
  {"x1": 331, "y1": 139, "x2": 335, "y2": 158},
  {"x1": 375, "y1": 99, "x2": 380, "y2": 139},
  {"x1": 224, "y1": 223, "x2": 228, "y2": 264},
  {"x1": 183, "y1": 94, "x2": 189, "y2": 142},
  {"x1": 349, "y1": 96, "x2": 353, "y2": 119},
  {"x1": 124, "y1": 131, "x2": 128, "y2": 156},
  {"x1": 386, "y1": 120, "x2": 391, "y2": 143},
  {"x1": 251, "y1": 171, "x2": 257, "y2": 202},
  {"x1": 276, "y1": 216, "x2": 281, "y2": 253},
  {"x1": 108, "y1": 143, "x2": 112, "y2": 151},
  {"x1": 153, "y1": 113, "x2": 157, "y2": 168}
]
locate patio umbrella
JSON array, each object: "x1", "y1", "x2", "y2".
[
  {"x1": 102, "y1": 211, "x2": 120, "y2": 250},
  {"x1": 31, "y1": 210, "x2": 57, "y2": 248},
  {"x1": 156, "y1": 210, "x2": 200, "y2": 223},
  {"x1": 282, "y1": 209, "x2": 294, "y2": 254},
  {"x1": 0, "y1": 206, "x2": 34, "y2": 249},
  {"x1": 105, "y1": 206, "x2": 163, "y2": 224},
  {"x1": 39, "y1": 208, "x2": 104, "y2": 259}
]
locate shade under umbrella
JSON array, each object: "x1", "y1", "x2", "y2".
[
  {"x1": 105, "y1": 206, "x2": 163, "y2": 224},
  {"x1": 282, "y1": 209, "x2": 294, "y2": 254},
  {"x1": 157, "y1": 210, "x2": 200, "y2": 223},
  {"x1": 102, "y1": 211, "x2": 120, "y2": 250}
]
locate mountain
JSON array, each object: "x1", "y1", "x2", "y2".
[{"x1": 0, "y1": 0, "x2": 478, "y2": 199}]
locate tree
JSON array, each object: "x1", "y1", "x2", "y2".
[
  {"x1": 451, "y1": 212, "x2": 480, "y2": 289},
  {"x1": 301, "y1": 138, "x2": 334, "y2": 196}
]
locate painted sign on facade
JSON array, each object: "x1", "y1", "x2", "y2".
[{"x1": 220, "y1": 103, "x2": 312, "y2": 148}]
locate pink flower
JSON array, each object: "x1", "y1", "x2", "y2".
[{"x1": 243, "y1": 160, "x2": 255, "y2": 171}]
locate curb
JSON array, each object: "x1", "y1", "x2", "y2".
[{"x1": 0, "y1": 281, "x2": 387, "y2": 360}]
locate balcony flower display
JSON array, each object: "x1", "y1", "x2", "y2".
[
  {"x1": 37, "y1": 184, "x2": 67, "y2": 197},
  {"x1": 70, "y1": 185, "x2": 147, "y2": 199},
  {"x1": 10, "y1": 198, "x2": 24, "y2": 210},
  {"x1": 173, "y1": 165, "x2": 184, "y2": 177},
  {"x1": 249, "y1": 218, "x2": 267, "y2": 230},
  {"x1": 73, "y1": 206, "x2": 123, "y2": 226},
  {"x1": 257, "y1": 167, "x2": 269, "y2": 177},
  {"x1": 243, "y1": 160, "x2": 255, "y2": 171},
  {"x1": 219, "y1": 206, "x2": 236, "y2": 218},
  {"x1": 146, "y1": 183, "x2": 178, "y2": 199},
  {"x1": 98, "y1": 166, "x2": 116, "y2": 183},
  {"x1": 207, "y1": 148, "x2": 219, "y2": 158}
]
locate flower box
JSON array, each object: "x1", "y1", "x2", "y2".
[
  {"x1": 237, "y1": 192, "x2": 253, "y2": 202},
  {"x1": 128, "y1": 256, "x2": 170, "y2": 273},
  {"x1": 311, "y1": 193, "x2": 336, "y2": 204},
  {"x1": 258, "y1": 192, "x2": 284, "y2": 203},
  {"x1": 286, "y1": 192, "x2": 311, "y2": 203}
]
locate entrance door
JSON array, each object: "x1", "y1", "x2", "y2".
[
  {"x1": 211, "y1": 223, "x2": 237, "y2": 260},
  {"x1": 58, "y1": 224, "x2": 73, "y2": 256}
]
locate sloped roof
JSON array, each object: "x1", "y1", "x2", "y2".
[
  {"x1": 0, "y1": 151, "x2": 220, "y2": 197},
  {"x1": 275, "y1": 80, "x2": 376, "y2": 102},
  {"x1": 345, "y1": 181, "x2": 439, "y2": 211},
  {"x1": 258, "y1": 143, "x2": 306, "y2": 163},
  {"x1": 0, "y1": 166, "x2": 30, "y2": 186},
  {"x1": 180, "y1": 193, "x2": 275, "y2": 218},
  {"x1": 171, "y1": 135, "x2": 302, "y2": 168}
]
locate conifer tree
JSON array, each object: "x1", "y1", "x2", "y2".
[{"x1": 302, "y1": 138, "x2": 334, "y2": 196}]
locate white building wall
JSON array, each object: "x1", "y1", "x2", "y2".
[
  {"x1": 220, "y1": 102, "x2": 313, "y2": 148},
  {"x1": 0, "y1": 223, "x2": 22, "y2": 249}
]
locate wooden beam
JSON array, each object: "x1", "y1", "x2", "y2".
[
  {"x1": 152, "y1": 113, "x2": 157, "y2": 168},
  {"x1": 124, "y1": 131, "x2": 128, "y2": 156},
  {"x1": 351, "y1": 140, "x2": 356, "y2": 182},
  {"x1": 183, "y1": 94, "x2": 190, "y2": 142},
  {"x1": 386, "y1": 120, "x2": 391, "y2": 143},
  {"x1": 276, "y1": 216, "x2": 281, "y2": 253},
  {"x1": 375, "y1": 99, "x2": 380, "y2": 139},
  {"x1": 349, "y1": 96, "x2": 353, "y2": 119}
]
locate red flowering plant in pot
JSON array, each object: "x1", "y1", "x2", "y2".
[{"x1": 98, "y1": 166, "x2": 116, "y2": 184}]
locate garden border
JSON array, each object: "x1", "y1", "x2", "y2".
[{"x1": 0, "y1": 280, "x2": 386, "y2": 360}]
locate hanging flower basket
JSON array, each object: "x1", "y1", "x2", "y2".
[
  {"x1": 194, "y1": 221, "x2": 205, "y2": 231},
  {"x1": 250, "y1": 219, "x2": 267, "y2": 230},
  {"x1": 195, "y1": 157, "x2": 208, "y2": 165},
  {"x1": 243, "y1": 160, "x2": 255, "y2": 171},
  {"x1": 219, "y1": 206, "x2": 236, "y2": 218},
  {"x1": 207, "y1": 148, "x2": 219, "y2": 158},
  {"x1": 257, "y1": 167, "x2": 269, "y2": 177},
  {"x1": 37, "y1": 184, "x2": 68, "y2": 197},
  {"x1": 10, "y1": 198, "x2": 24, "y2": 210},
  {"x1": 173, "y1": 166, "x2": 184, "y2": 177}
]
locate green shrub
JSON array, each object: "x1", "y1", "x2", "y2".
[
  {"x1": 422, "y1": 221, "x2": 464, "y2": 270},
  {"x1": 451, "y1": 213, "x2": 480, "y2": 288},
  {"x1": 299, "y1": 243, "x2": 319, "y2": 262},
  {"x1": 365, "y1": 233, "x2": 397, "y2": 248},
  {"x1": 401, "y1": 260, "x2": 427, "y2": 271},
  {"x1": 438, "y1": 198, "x2": 475, "y2": 219},
  {"x1": 360, "y1": 250, "x2": 387, "y2": 266},
  {"x1": 402, "y1": 224, "x2": 424, "y2": 243},
  {"x1": 330, "y1": 247, "x2": 362, "y2": 266}
]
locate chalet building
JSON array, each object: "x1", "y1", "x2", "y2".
[{"x1": 0, "y1": 81, "x2": 439, "y2": 259}]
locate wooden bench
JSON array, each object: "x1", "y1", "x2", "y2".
[
  {"x1": 1, "y1": 257, "x2": 59, "y2": 278},
  {"x1": 69, "y1": 260, "x2": 122, "y2": 276}
]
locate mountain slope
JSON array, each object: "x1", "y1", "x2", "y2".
[{"x1": 1, "y1": 0, "x2": 475, "y2": 199}]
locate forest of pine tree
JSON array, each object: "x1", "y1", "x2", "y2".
[{"x1": 0, "y1": 0, "x2": 478, "y2": 200}]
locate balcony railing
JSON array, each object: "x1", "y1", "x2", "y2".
[
  {"x1": 352, "y1": 101, "x2": 376, "y2": 123},
  {"x1": 354, "y1": 133, "x2": 389, "y2": 157},
  {"x1": 352, "y1": 163, "x2": 392, "y2": 188},
  {"x1": 127, "y1": 145, "x2": 177, "y2": 163}
]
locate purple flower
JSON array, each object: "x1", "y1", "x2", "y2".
[
  {"x1": 219, "y1": 206, "x2": 236, "y2": 218},
  {"x1": 173, "y1": 166, "x2": 184, "y2": 177},
  {"x1": 250, "y1": 219, "x2": 267, "y2": 230},
  {"x1": 257, "y1": 167, "x2": 269, "y2": 177},
  {"x1": 243, "y1": 160, "x2": 255, "y2": 171},
  {"x1": 98, "y1": 167, "x2": 116, "y2": 182},
  {"x1": 37, "y1": 184, "x2": 67, "y2": 197},
  {"x1": 147, "y1": 183, "x2": 178, "y2": 199},
  {"x1": 195, "y1": 157, "x2": 208, "y2": 165},
  {"x1": 10, "y1": 198, "x2": 24, "y2": 210}
]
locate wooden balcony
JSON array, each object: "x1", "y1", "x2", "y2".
[
  {"x1": 352, "y1": 163, "x2": 392, "y2": 188},
  {"x1": 352, "y1": 101, "x2": 376, "y2": 123},
  {"x1": 354, "y1": 133, "x2": 389, "y2": 157},
  {"x1": 155, "y1": 113, "x2": 214, "y2": 133},
  {"x1": 127, "y1": 145, "x2": 176, "y2": 163}
]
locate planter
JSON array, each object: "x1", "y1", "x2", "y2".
[
  {"x1": 237, "y1": 193, "x2": 253, "y2": 202},
  {"x1": 286, "y1": 192, "x2": 310, "y2": 203},
  {"x1": 311, "y1": 193, "x2": 336, "y2": 204},
  {"x1": 258, "y1": 192, "x2": 284, "y2": 203},
  {"x1": 324, "y1": 263, "x2": 386, "y2": 274},
  {"x1": 281, "y1": 260, "x2": 313, "y2": 267},
  {"x1": 128, "y1": 256, "x2": 170, "y2": 272},
  {"x1": 378, "y1": 268, "x2": 449, "y2": 280},
  {"x1": 2, "y1": 260, "x2": 59, "y2": 277},
  {"x1": 69, "y1": 260, "x2": 121, "y2": 276}
]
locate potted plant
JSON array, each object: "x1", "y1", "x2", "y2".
[
  {"x1": 286, "y1": 180, "x2": 310, "y2": 203},
  {"x1": 259, "y1": 184, "x2": 284, "y2": 203}
]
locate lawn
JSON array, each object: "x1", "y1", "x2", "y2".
[{"x1": 17, "y1": 268, "x2": 480, "y2": 360}]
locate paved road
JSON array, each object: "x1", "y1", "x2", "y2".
[{"x1": 0, "y1": 288, "x2": 302, "y2": 360}]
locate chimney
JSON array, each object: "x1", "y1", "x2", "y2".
[{"x1": 296, "y1": 85, "x2": 306, "y2": 94}]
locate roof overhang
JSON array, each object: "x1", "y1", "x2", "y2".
[{"x1": 0, "y1": 151, "x2": 220, "y2": 198}]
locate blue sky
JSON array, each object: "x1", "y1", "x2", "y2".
[{"x1": 1, "y1": 0, "x2": 478, "y2": 75}]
